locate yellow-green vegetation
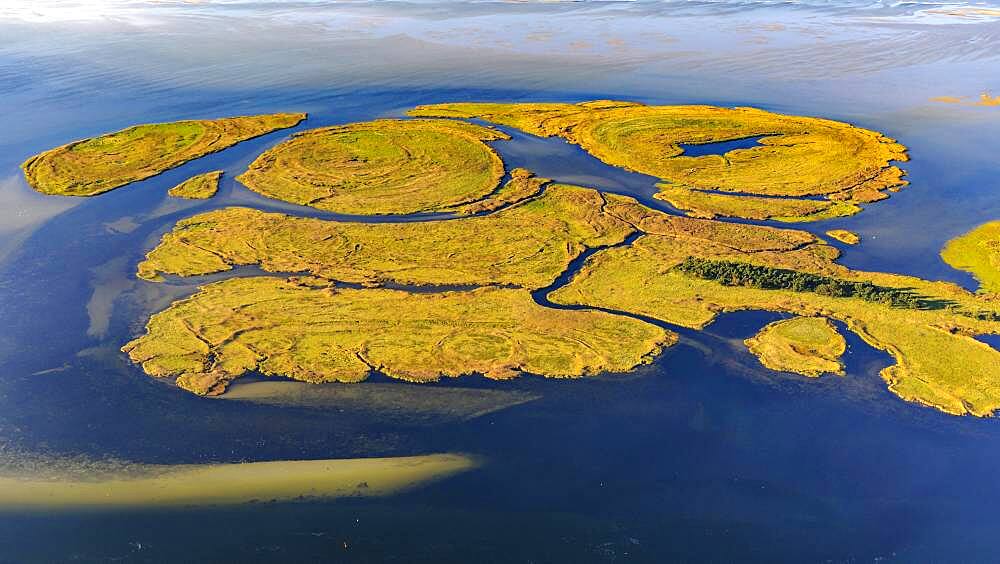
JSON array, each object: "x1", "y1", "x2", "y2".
[
  {"x1": 409, "y1": 101, "x2": 908, "y2": 221},
  {"x1": 135, "y1": 182, "x2": 635, "y2": 288},
  {"x1": 941, "y1": 221, "x2": 1000, "y2": 294},
  {"x1": 116, "y1": 104, "x2": 1000, "y2": 417},
  {"x1": 0, "y1": 453, "x2": 475, "y2": 511},
  {"x1": 22, "y1": 113, "x2": 305, "y2": 196},
  {"x1": 122, "y1": 277, "x2": 671, "y2": 395},
  {"x1": 167, "y1": 170, "x2": 223, "y2": 199},
  {"x1": 826, "y1": 229, "x2": 861, "y2": 245},
  {"x1": 745, "y1": 316, "x2": 846, "y2": 377},
  {"x1": 658, "y1": 185, "x2": 862, "y2": 222},
  {"x1": 549, "y1": 211, "x2": 1000, "y2": 416},
  {"x1": 236, "y1": 119, "x2": 509, "y2": 215}
]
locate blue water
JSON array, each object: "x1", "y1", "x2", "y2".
[
  {"x1": 677, "y1": 136, "x2": 766, "y2": 157},
  {"x1": 2, "y1": 1, "x2": 1000, "y2": 562}
]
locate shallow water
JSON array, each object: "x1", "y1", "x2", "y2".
[{"x1": 2, "y1": 1, "x2": 1000, "y2": 562}]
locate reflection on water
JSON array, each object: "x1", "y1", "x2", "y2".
[{"x1": 1, "y1": 0, "x2": 1000, "y2": 561}]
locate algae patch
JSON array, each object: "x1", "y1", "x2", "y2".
[
  {"x1": 168, "y1": 170, "x2": 222, "y2": 199},
  {"x1": 931, "y1": 92, "x2": 1000, "y2": 107},
  {"x1": 22, "y1": 113, "x2": 305, "y2": 196},
  {"x1": 745, "y1": 316, "x2": 846, "y2": 377}
]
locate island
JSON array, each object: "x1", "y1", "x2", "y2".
[
  {"x1": 236, "y1": 119, "x2": 509, "y2": 215},
  {"x1": 167, "y1": 170, "x2": 223, "y2": 199},
  {"x1": 21, "y1": 113, "x2": 305, "y2": 196},
  {"x1": 745, "y1": 316, "x2": 846, "y2": 377},
  {"x1": 122, "y1": 279, "x2": 670, "y2": 396},
  {"x1": 826, "y1": 229, "x2": 861, "y2": 245}
]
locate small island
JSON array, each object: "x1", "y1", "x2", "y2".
[
  {"x1": 826, "y1": 229, "x2": 861, "y2": 245},
  {"x1": 167, "y1": 170, "x2": 223, "y2": 199},
  {"x1": 22, "y1": 113, "x2": 305, "y2": 196},
  {"x1": 745, "y1": 316, "x2": 846, "y2": 377},
  {"x1": 123, "y1": 279, "x2": 670, "y2": 396},
  {"x1": 236, "y1": 118, "x2": 509, "y2": 215}
]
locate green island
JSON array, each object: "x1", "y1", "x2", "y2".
[
  {"x1": 21, "y1": 101, "x2": 977, "y2": 416},
  {"x1": 167, "y1": 170, "x2": 222, "y2": 199},
  {"x1": 941, "y1": 221, "x2": 1000, "y2": 294},
  {"x1": 409, "y1": 101, "x2": 908, "y2": 222},
  {"x1": 826, "y1": 229, "x2": 861, "y2": 245},
  {"x1": 745, "y1": 316, "x2": 846, "y2": 377},
  {"x1": 22, "y1": 113, "x2": 305, "y2": 196},
  {"x1": 0, "y1": 453, "x2": 475, "y2": 511},
  {"x1": 235, "y1": 118, "x2": 509, "y2": 215}
]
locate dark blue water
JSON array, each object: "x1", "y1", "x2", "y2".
[
  {"x1": 3, "y1": 3, "x2": 1000, "y2": 561},
  {"x1": 0, "y1": 89, "x2": 996, "y2": 563},
  {"x1": 677, "y1": 135, "x2": 766, "y2": 157}
]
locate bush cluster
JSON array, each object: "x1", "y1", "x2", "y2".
[{"x1": 674, "y1": 257, "x2": 922, "y2": 308}]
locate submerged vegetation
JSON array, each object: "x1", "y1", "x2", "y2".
[
  {"x1": 745, "y1": 316, "x2": 846, "y2": 377},
  {"x1": 0, "y1": 453, "x2": 476, "y2": 510},
  {"x1": 22, "y1": 113, "x2": 305, "y2": 196},
  {"x1": 410, "y1": 100, "x2": 908, "y2": 221},
  {"x1": 167, "y1": 170, "x2": 222, "y2": 199},
  {"x1": 236, "y1": 119, "x2": 509, "y2": 215},
  {"x1": 941, "y1": 220, "x2": 1000, "y2": 294}
]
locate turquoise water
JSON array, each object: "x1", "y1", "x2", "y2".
[{"x1": 1, "y1": 1, "x2": 1000, "y2": 562}]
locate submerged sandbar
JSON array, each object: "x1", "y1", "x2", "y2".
[{"x1": 0, "y1": 453, "x2": 476, "y2": 511}]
